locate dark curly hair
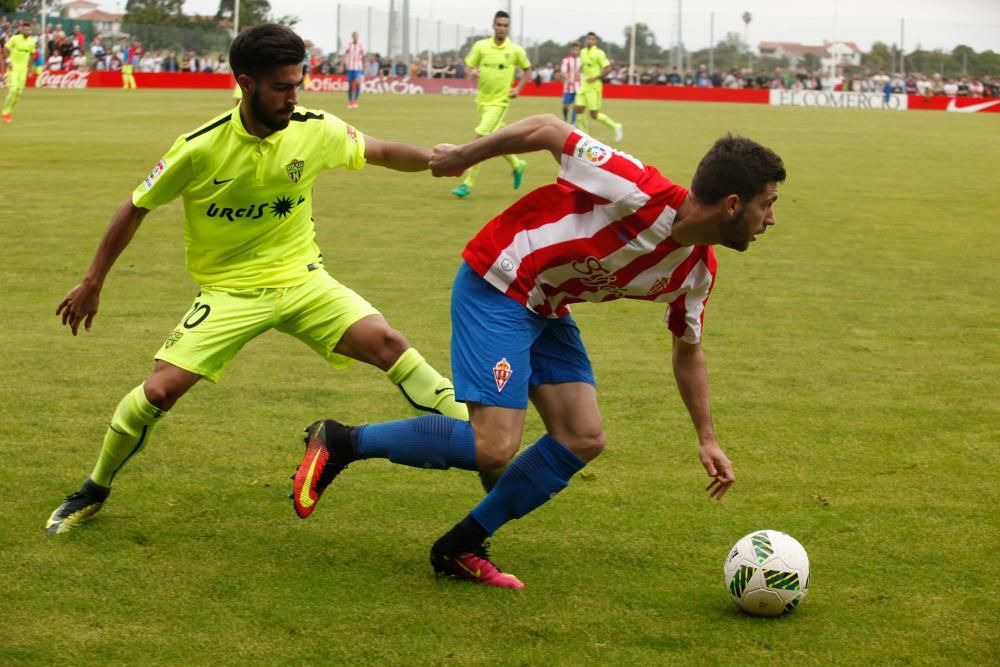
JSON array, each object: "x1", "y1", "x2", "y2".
[
  {"x1": 229, "y1": 24, "x2": 305, "y2": 79},
  {"x1": 691, "y1": 135, "x2": 786, "y2": 204}
]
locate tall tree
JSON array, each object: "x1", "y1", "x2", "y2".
[{"x1": 216, "y1": 0, "x2": 295, "y2": 31}]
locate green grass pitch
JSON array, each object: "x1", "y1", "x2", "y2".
[{"x1": 0, "y1": 88, "x2": 997, "y2": 665}]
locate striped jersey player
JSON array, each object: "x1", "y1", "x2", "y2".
[
  {"x1": 558, "y1": 41, "x2": 582, "y2": 124},
  {"x1": 294, "y1": 114, "x2": 786, "y2": 589},
  {"x1": 342, "y1": 32, "x2": 365, "y2": 108}
]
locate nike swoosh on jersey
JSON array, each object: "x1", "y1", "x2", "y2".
[
  {"x1": 946, "y1": 98, "x2": 1000, "y2": 113},
  {"x1": 434, "y1": 386, "x2": 455, "y2": 395},
  {"x1": 213, "y1": 177, "x2": 235, "y2": 185},
  {"x1": 297, "y1": 448, "x2": 324, "y2": 508}
]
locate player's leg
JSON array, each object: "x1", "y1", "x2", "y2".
[
  {"x1": 45, "y1": 361, "x2": 202, "y2": 534},
  {"x1": 574, "y1": 89, "x2": 591, "y2": 131},
  {"x1": 46, "y1": 287, "x2": 271, "y2": 533},
  {"x1": 291, "y1": 262, "x2": 534, "y2": 519},
  {"x1": 430, "y1": 313, "x2": 598, "y2": 587},
  {"x1": 2, "y1": 68, "x2": 27, "y2": 119},
  {"x1": 279, "y1": 269, "x2": 466, "y2": 420},
  {"x1": 590, "y1": 87, "x2": 623, "y2": 140}
]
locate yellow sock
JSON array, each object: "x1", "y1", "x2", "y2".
[
  {"x1": 596, "y1": 112, "x2": 617, "y2": 129},
  {"x1": 90, "y1": 385, "x2": 167, "y2": 487},
  {"x1": 462, "y1": 163, "x2": 482, "y2": 188},
  {"x1": 387, "y1": 348, "x2": 468, "y2": 420}
]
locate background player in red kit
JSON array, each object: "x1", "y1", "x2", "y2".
[{"x1": 293, "y1": 114, "x2": 786, "y2": 589}]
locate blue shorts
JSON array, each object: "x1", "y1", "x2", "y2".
[
  {"x1": 450, "y1": 262, "x2": 595, "y2": 409},
  {"x1": 562, "y1": 92, "x2": 576, "y2": 106},
  {"x1": 347, "y1": 69, "x2": 363, "y2": 84}
]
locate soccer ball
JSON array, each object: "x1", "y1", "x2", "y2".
[{"x1": 724, "y1": 529, "x2": 810, "y2": 616}]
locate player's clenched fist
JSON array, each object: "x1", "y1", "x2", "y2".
[{"x1": 430, "y1": 144, "x2": 466, "y2": 177}]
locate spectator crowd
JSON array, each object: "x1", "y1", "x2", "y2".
[{"x1": 4, "y1": 16, "x2": 997, "y2": 98}]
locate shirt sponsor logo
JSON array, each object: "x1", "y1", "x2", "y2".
[
  {"x1": 285, "y1": 159, "x2": 304, "y2": 183},
  {"x1": 205, "y1": 195, "x2": 305, "y2": 222},
  {"x1": 143, "y1": 159, "x2": 167, "y2": 190},
  {"x1": 345, "y1": 126, "x2": 358, "y2": 143},
  {"x1": 493, "y1": 358, "x2": 513, "y2": 392},
  {"x1": 572, "y1": 256, "x2": 624, "y2": 296}
]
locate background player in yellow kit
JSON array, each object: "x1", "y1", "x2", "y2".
[
  {"x1": 451, "y1": 10, "x2": 532, "y2": 199},
  {"x1": 47, "y1": 24, "x2": 468, "y2": 533},
  {"x1": 2, "y1": 21, "x2": 38, "y2": 123},
  {"x1": 575, "y1": 31, "x2": 623, "y2": 142}
]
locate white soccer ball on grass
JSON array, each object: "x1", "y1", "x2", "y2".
[{"x1": 724, "y1": 529, "x2": 810, "y2": 616}]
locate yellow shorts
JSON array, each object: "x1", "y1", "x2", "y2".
[
  {"x1": 474, "y1": 104, "x2": 510, "y2": 136},
  {"x1": 6, "y1": 67, "x2": 28, "y2": 93},
  {"x1": 155, "y1": 269, "x2": 379, "y2": 382},
  {"x1": 576, "y1": 86, "x2": 603, "y2": 111}
]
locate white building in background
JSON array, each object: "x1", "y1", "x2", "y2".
[
  {"x1": 63, "y1": 0, "x2": 101, "y2": 19},
  {"x1": 758, "y1": 40, "x2": 863, "y2": 74}
]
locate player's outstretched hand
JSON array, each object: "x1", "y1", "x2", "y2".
[
  {"x1": 699, "y1": 439, "x2": 735, "y2": 500},
  {"x1": 430, "y1": 143, "x2": 466, "y2": 177},
  {"x1": 56, "y1": 281, "x2": 101, "y2": 336}
]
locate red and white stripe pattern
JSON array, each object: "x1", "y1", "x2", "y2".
[
  {"x1": 462, "y1": 131, "x2": 717, "y2": 343},
  {"x1": 343, "y1": 41, "x2": 365, "y2": 72},
  {"x1": 560, "y1": 55, "x2": 581, "y2": 93}
]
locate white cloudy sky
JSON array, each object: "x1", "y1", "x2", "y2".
[{"x1": 178, "y1": 0, "x2": 1000, "y2": 56}]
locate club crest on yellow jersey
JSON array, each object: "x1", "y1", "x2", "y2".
[{"x1": 286, "y1": 159, "x2": 304, "y2": 183}]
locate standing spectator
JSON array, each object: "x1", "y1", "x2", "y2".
[
  {"x1": 72, "y1": 25, "x2": 86, "y2": 52},
  {"x1": 682, "y1": 69, "x2": 695, "y2": 86},
  {"x1": 215, "y1": 55, "x2": 231, "y2": 75},
  {"x1": 535, "y1": 61, "x2": 554, "y2": 83},
  {"x1": 667, "y1": 65, "x2": 681, "y2": 85},
  {"x1": 162, "y1": 50, "x2": 178, "y2": 72},
  {"x1": 393, "y1": 56, "x2": 406, "y2": 76},
  {"x1": 722, "y1": 68, "x2": 740, "y2": 88},
  {"x1": 695, "y1": 64, "x2": 711, "y2": 87},
  {"x1": 342, "y1": 32, "x2": 365, "y2": 108},
  {"x1": 363, "y1": 53, "x2": 380, "y2": 79}
]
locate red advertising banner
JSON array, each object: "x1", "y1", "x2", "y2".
[
  {"x1": 4, "y1": 71, "x2": 996, "y2": 113},
  {"x1": 905, "y1": 95, "x2": 1000, "y2": 113}
]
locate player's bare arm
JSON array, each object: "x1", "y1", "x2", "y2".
[
  {"x1": 510, "y1": 65, "x2": 532, "y2": 98},
  {"x1": 671, "y1": 336, "x2": 735, "y2": 499},
  {"x1": 57, "y1": 199, "x2": 149, "y2": 336},
  {"x1": 430, "y1": 114, "x2": 572, "y2": 177},
  {"x1": 363, "y1": 134, "x2": 432, "y2": 172}
]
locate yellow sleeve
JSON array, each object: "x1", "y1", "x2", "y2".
[
  {"x1": 323, "y1": 114, "x2": 367, "y2": 171},
  {"x1": 132, "y1": 136, "x2": 193, "y2": 211},
  {"x1": 516, "y1": 46, "x2": 531, "y2": 70},
  {"x1": 465, "y1": 42, "x2": 482, "y2": 68}
]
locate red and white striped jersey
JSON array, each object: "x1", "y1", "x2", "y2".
[
  {"x1": 343, "y1": 41, "x2": 365, "y2": 71},
  {"x1": 560, "y1": 55, "x2": 582, "y2": 93},
  {"x1": 462, "y1": 131, "x2": 718, "y2": 343}
]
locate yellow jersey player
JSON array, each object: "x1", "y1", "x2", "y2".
[
  {"x1": 47, "y1": 24, "x2": 468, "y2": 533},
  {"x1": 3, "y1": 21, "x2": 38, "y2": 123},
  {"x1": 451, "y1": 10, "x2": 532, "y2": 199},
  {"x1": 575, "y1": 31, "x2": 623, "y2": 142}
]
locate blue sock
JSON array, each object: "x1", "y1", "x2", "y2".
[
  {"x1": 356, "y1": 415, "x2": 476, "y2": 470},
  {"x1": 469, "y1": 434, "x2": 586, "y2": 536},
  {"x1": 571, "y1": 108, "x2": 577, "y2": 124}
]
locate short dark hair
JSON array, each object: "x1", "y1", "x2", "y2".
[
  {"x1": 229, "y1": 23, "x2": 305, "y2": 79},
  {"x1": 690, "y1": 135, "x2": 786, "y2": 205},
  {"x1": 494, "y1": 11, "x2": 510, "y2": 21},
  {"x1": 570, "y1": 41, "x2": 581, "y2": 48},
  {"x1": 586, "y1": 31, "x2": 598, "y2": 38}
]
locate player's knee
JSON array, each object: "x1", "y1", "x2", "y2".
[
  {"x1": 378, "y1": 328, "x2": 410, "y2": 367},
  {"x1": 565, "y1": 428, "x2": 606, "y2": 462},
  {"x1": 471, "y1": 431, "x2": 520, "y2": 470},
  {"x1": 142, "y1": 381, "x2": 181, "y2": 411}
]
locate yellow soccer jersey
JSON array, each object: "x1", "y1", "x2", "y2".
[
  {"x1": 580, "y1": 45, "x2": 610, "y2": 89},
  {"x1": 133, "y1": 105, "x2": 366, "y2": 288},
  {"x1": 6, "y1": 34, "x2": 37, "y2": 70},
  {"x1": 465, "y1": 37, "x2": 530, "y2": 107}
]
